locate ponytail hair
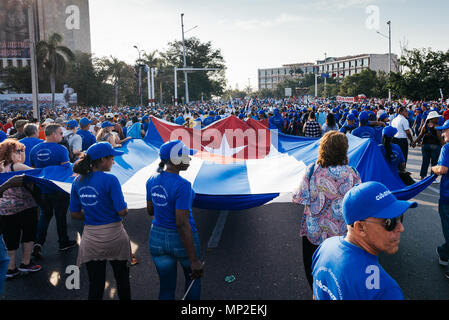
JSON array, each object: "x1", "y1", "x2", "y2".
[
  {"x1": 156, "y1": 161, "x2": 165, "y2": 173},
  {"x1": 73, "y1": 153, "x2": 94, "y2": 176},
  {"x1": 382, "y1": 135, "x2": 393, "y2": 163}
]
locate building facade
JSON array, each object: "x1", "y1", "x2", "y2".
[
  {"x1": 258, "y1": 53, "x2": 399, "y2": 90},
  {"x1": 0, "y1": 0, "x2": 91, "y2": 70}
]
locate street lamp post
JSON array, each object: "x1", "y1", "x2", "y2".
[
  {"x1": 181, "y1": 14, "x2": 189, "y2": 104},
  {"x1": 134, "y1": 45, "x2": 143, "y2": 106},
  {"x1": 377, "y1": 21, "x2": 392, "y2": 102},
  {"x1": 27, "y1": 2, "x2": 39, "y2": 121}
]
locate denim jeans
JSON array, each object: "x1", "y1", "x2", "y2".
[
  {"x1": 438, "y1": 201, "x2": 449, "y2": 260},
  {"x1": 420, "y1": 144, "x2": 441, "y2": 178},
  {"x1": 0, "y1": 235, "x2": 10, "y2": 295},
  {"x1": 36, "y1": 192, "x2": 70, "y2": 246},
  {"x1": 149, "y1": 224, "x2": 201, "y2": 300}
]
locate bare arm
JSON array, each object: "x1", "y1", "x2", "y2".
[
  {"x1": 71, "y1": 210, "x2": 84, "y2": 220},
  {"x1": 432, "y1": 165, "x2": 448, "y2": 176},
  {"x1": 176, "y1": 209, "x2": 204, "y2": 279},
  {"x1": 146, "y1": 201, "x2": 154, "y2": 217}
]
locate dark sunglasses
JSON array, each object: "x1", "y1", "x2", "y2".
[{"x1": 363, "y1": 215, "x2": 404, "y2": 232}]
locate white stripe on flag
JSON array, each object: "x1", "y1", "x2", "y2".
[{"x1": 246, "y1": 154, "x2": 306, "y2": 194}]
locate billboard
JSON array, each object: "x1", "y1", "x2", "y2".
[
  {"x1": 0, "y1": 0, "x2": 30, "y2": 59},
  {"x1": 0, "y1": 93, "x2": 78, "y2": 110}
]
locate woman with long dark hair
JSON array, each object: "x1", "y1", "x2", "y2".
[
  {"x1": 146, "y1": 140, "x2": 204, "y2": 300},
  {"x1": 379, "y1": 126, "x2": 412, "y2": 185},
  {"x1": 415, "y1": 111, "x2": 443, "y2": 180},
  {"x1": 321, "y1": 113, "x2": 339, "y2": 134},
  {"x1": 70, "y1": 142, "x2": 132, "y2": 300}
]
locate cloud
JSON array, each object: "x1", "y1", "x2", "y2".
[
  {"x1": 314, "y1": 0, "x2": 377, "y2": 10},
  {"x1": 232, "y1": 13, "x2": 322, "y2": 31}
]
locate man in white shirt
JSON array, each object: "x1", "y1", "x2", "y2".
[{"x1": 391, "y1": 106, "x2": 416, "y2": 163}]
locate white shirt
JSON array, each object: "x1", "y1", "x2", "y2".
[{"x1": 391, "y1": 114, "x2": 410, "y2": 139}]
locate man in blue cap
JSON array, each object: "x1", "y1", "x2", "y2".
[
  {"x1": 77, "y1": 117, "x2": 97, "y2": 151},
  {"x1": 339, "y1": 114, "x2": 357, "y2": 134},
  {"x1": 312, "y1": 181, "x2": 417, "y2": 300},
  {"x1": 202, "y1": 111, "x2": 216, "y2": 127},
  {"x1": 432, "y1": 119, "x2": 449, "y2": 278},
  {"x1": 352, "y1": 111, "x2": 375, "y2": 140},
  {"x1": 269, "y1": 108, "x2": 284, "y2": 131}
]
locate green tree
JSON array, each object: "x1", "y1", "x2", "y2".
[
  {"x1": 36, "y1": 33, "x2": 75, "y2": 107},
  {"x1": 389, "y1": 48, "x2": 449, "y2": 100},
  {"x1": 160, "y1": 37, "x2": 227, "y2": 102},
  {"x1": 102, "y1": 56, "x2": 129, "y2": 106}
]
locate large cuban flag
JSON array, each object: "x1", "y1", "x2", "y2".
[{"x1": 0, "y1": 116, "x2": 436, "y2": 210}]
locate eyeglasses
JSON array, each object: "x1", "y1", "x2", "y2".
[
  {"x1": 363, "y1": 215, "x2": 404, "y2": 232},
  {"x1": 16, "y1": 149, "x2": 25, "y2": 154}
]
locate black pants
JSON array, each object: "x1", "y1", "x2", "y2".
[
  {"x1": 2, "y1": 207, "x2": 38, "y2": 251},
  {"x1": 85, "y1": 260, "x2": 131, "y2": 300},
  {"x1": 302, "y1": 237, "x2": 319, "y2": 290},
  {"x1": 392, "y1": 137, "x2": 409, "y2": 163}
]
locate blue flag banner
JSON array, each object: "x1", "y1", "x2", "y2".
[{"x1": 0, "y1": 116, "x2": 438, "y2": 210}]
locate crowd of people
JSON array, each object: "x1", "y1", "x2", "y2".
[{"x1": 0, "y1": 96, "x2": 448, "y2": 300}]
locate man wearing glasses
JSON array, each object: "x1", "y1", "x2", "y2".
[{"x1": 311, "y1": 181, "x2": 417, "y2": 300}]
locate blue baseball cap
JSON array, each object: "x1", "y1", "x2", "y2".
[
  {"x1": 379, "y1": 113, "x2": 389, "y2": 121},
  {"x1": 383, "y1": 126, "x2": 397, "y2": 138},
  {"x1": 66, "y1": 120, "x2": 78, "y2": 129},
  {"x1": 347, "y1": 114, "x2": 356, "y2": 121},
  {"x1": 159, "y1": 140, "x2": 197, "y2": 162},
  {"x1": 87, "y1": 142, "x2": 124, "y2": 161},
  {"x1": 101, "y1": 121, "x2": 115, "y2": 129},
  {"x1": 359, "y1": 111, "x2": 370, "y2": 122},
  {"x1": 80, "y1": 117, "x2": 92, "y2": 127},
  {"x1": 436, "y1": 119, "x2": 449, "y2": 131},
  {"x1": 343, "y1": 181, "x2": 417, "y2": 225}
]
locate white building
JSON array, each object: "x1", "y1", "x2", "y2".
[{"x1": 258, "y1": 53, "x2": 399, "y2": 90}]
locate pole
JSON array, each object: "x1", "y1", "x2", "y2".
[
  {"x1": 324, "y1": 52, "x2": 327, "y2": 98},
  {"x1": 181, "y1": 13, "x2": 189, "y2": 104},
  {"x1": 387, "y1": 21, "x2": 392, "y2": 102},
  {"x1": 315, "y1": 74, "x2": 318, "y2": 97},
  {"x1": 174, "y1": 67, "x2": 178, "y2": 106},
  {"x1": 28, "y1": 4, "x2": 39, "y2": 121},
  {"x1": 147, "y1": 65, "x2": 151, "y2": 107},
  {"x1": 151, "y1": 68, "x2": 156, "y2": 107}
]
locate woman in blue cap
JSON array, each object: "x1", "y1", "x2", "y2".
[
  {"x1": 70, "y1": 142, "x2": 132, "y2": 300},
  {"x1": 146, "y1": 140, "x2": 204, "y2": 300}
]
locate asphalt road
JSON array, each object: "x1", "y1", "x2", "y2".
[{"x1": 1, "y1": 147, "x2": 448, "y2": 300}]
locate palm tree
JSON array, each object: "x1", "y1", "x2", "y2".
[
  {"x1": 103, "y1": 56, "x2": 127, "y2": 106},
  {"x1": 36, "y1": 33, "x2": 75, "y2": 108}
]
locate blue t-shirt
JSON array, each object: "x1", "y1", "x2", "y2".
[
  {"x1": 312, "y1": 236, "x2": 404, "y2": 300},
  {"x1": 69, "y1": 171, "x2": 127, "y2": 226},
  {"x1": 0, "y1": 130, "x2": 7, "y2": 143},
  {"x1": 146, "y1": 171, "x2": 197, "y2": 232},
  {"x1": 373, "y1": 126, "x2": 384, "y2": 145},
  {"x1": 352, "y1": 125, "x2": 375, "y2": 139},
  {"x1": 76, "y1": 129, "x2": 97, "y2": 151},
  {"x1": 339, "y1": 124, "x2": 356, "y2": 134},
  {"x1": 438, "y1": 144, "x2": 449, "y2": 203},
  {"x1": 202, "y1": 116, "x2": 216, "y2": 127},
  {"x1": 30, "y1": 142, "x2": 70, "y2": 168},
  {"x1": 174, "y1": 116, "x2": 185, "y2": 125},
  {"x1": 19, "y1": 137, "x2": 44, "y2": 166},
  {"x1": 269, "y1": 115, "x2": 284, "y2": 131},
  {"x1": 378, "y1": 143, "x2": 405, "y2": 174}
]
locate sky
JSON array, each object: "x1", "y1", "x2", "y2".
[{"x1": 88, "y1": 0, "x2": 449, "y2": 91}]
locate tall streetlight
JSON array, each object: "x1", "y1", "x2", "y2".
[
  {"x1": 180, "y1": 13, "x2": 198, "y2": 105},
  {"x1": 26, "y1": 0, "x2": 40, "y2": 121},
  {"x1": 134, "y1": 45, "x2": 144, "y2": 106},
  {"x1": 377, "y1": 21, "x2": 392, "y2": 102}
]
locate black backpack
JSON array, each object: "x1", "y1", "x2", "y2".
[{"x1": 59, "y1": 132, "x2": 76, "y2": 162}]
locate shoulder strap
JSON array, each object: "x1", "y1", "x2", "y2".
[
  {"x1": 10, "y1": 163, "x2": 14, "y2": 172},
  {"x1": 307, "y1": 162, "x2": 316, "y2": 181}
]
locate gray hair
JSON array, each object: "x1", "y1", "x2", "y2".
[
  {"x1": 44, "y1": 124, "x2": 61, "y2": 137},
  {"x1": 23, "y1": 123, "x2": 39, "y2": 137}
]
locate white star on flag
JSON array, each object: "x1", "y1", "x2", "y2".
[{"x1": 203, "y1": 134, "x2": 247, "y2": 157}]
